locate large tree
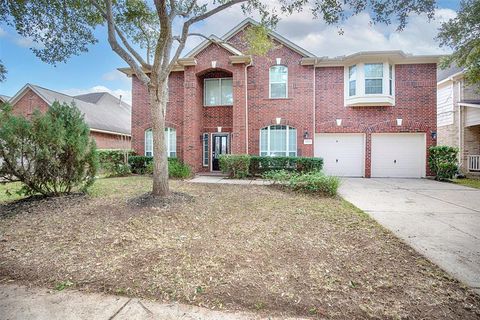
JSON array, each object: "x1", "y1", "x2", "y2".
[
  {"x1": 437, "y1": 0, "x2": 480, "y2": 84},
  {"x1": 0, "y1": 0, "x2": 436, "y2": 197}
]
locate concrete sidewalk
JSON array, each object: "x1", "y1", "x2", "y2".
[
  {"x1": 190, "y1": 175, "x2": 271, "y2": 185},
  {"x1": 0, "y1": 284, "x2": 305, "y2": 320}
]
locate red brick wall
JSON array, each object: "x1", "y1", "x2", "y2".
[
  {"x1": 315, "y1": 64, "x2": 437, "y2": 176},
  {"x1": 13, "y1": 88, "x2": 131, "y2": 151},
  {"x1": 12, "y1": 88, "x2": 49, "y2": 117}
]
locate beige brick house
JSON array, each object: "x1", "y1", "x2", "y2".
[{"x1": 437, "y1": 66, "x2": 480, "y2": 174}]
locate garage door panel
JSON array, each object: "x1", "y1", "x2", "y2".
[
  {"x1": 314, "y1": 134, "x2": 364, "y2": 177},
  {"x1": 371, "y1": 134, "x2": 426, "y2": 178}
]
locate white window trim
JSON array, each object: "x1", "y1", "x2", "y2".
[
  {"x1": 144, "y1": 127, "x2": 176, "y2": 158},
  {"x1": 269, "y1": 65, "x2": 288, "y2": 99},
  {"x1": 364, "y1": 63, "x2": 384, "y2": 95},
  {"x1": 203, "y1": 77, "x2": 233, "y2": 107},
  {"x1": 259, "y1": 125, "x2": 297, "y2": 156},
  {"x1": 344, "y1": 62, "x2": 395, "y2": 107},
  {"x1": 202, "y1": 133, "x2": 209, "y2": 167}
]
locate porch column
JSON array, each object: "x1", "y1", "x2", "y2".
[
  {"x1": 231, "y1": 64, "x2": 247, "y2": 154},
  {"x1": 182, "y1": 66, "x2": 203, "y2": 172}
]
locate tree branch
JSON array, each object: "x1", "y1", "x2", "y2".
[
  {"x1": 96, "y1": 0, "x2": 151, "y2": 84},
  {"x1": 89, "y1": 0, "x2": 150, "y2": 68}
]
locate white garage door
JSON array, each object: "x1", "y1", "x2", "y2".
[
  {"x1": 314, "y1": 133, "x2": 365, "y2": 177},
  {"x1": 371, "y1": 133, "x2": 426, "y2": 178}
]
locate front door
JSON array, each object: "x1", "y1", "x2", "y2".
[{"x1": 212, "y1": 134, "x2": 229, "y2": 171}]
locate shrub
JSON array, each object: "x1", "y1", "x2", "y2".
[
  {"x1": 128, "y1": 155, "x2": 153, "y2": 174},
  {"x1": 428, "y1": 146, "x2": 458, "y2": 180},
  {"x1": 0, "y1": 102, "x2": 98, "y2": 196},
  {"x1": 168, "y1": 158, "x2": 192, "y2": 179},
  {"x1": 219, "y1": 154, "x2": 251, "y2": 178},
  {"x1": 289, "y1": 172, "x2": 340, "y2": 197},
  {"x1": 250, "y1": 156, "x2": 323, "y2": 175},
  {"x1": 98, "y1": 150, "x2": 133, "y2": 177},
  {"x1": 133, "y1": 156, "x2": 191, "y2": 179},
  {"x1": 261, "y1": 169, "x2": 295, "y2": 184}
]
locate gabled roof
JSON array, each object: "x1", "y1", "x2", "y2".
[
  {"x1": 437, "y1": 64, "x2": 465, "y2": 82},
  {"x1": 0, "y1": 95, "x2": 10, "y2": 103},
  {"x1": 9, "y1": 84, "x2": 131, "y2": 136},
  {"x1": 185, "y1": 18, "x2": 315, "y2": 58}
]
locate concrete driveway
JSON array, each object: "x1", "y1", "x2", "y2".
[{"x1": 340, "y1": 178, "x2": 480, "y2": 293}]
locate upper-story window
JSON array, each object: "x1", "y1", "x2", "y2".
[
  {"x1": 364, "y1": 63, "x2": 383, "y2": 94},
  {"x1": 348, "y1": 65, "x2": 356, "y2": 96},
  {"x1": 204, "y1": 78, "x2": 233, "y2": 106},
  {"x1": 345, "y1": 62, "x2": 395, "y2": 106},
  {"x1": 269, "y1": 66, "x2": 288, "y2": 98}
]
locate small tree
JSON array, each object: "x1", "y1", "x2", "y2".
[{"x1": 0, "y1": 102, "x2": 98, "y2": 196}]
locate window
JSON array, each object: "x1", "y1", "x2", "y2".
[
  {"x1": 204, "y1": 78, "x2": 233, "y2": 106},
  {"x1": 144, "y1": 127, "x2": 176, "y2": 157},
  {"x1": 389, "y1": 65, "x2": 393, "y2": 96},
  {"x1": 260, "y1": 125, "x2": 297, "y2": 156},
  {"x1": 202, "y1": 133, "x2": 209, "y2": 167},
  {"x1": 364, "y1": 63, "x2": 383, "y2": 94},
  {"x1": 348, "y1": 65, "x2": 356, "y2": 96},
  {"x1": 269, "y1": 66, "x2": 288, "y2": 98}
]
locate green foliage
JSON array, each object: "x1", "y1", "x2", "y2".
[
  {"x1": 168, "y1": 158, "x2": 192, "y2": 179},
  {"x1": 0, "y1": 102, "x2": 98, "y2": 196},
  {"x1": 219, "y1": 154, "x2": 251, "y2": 179},
  {"x1": 0, "y1": 59, "x2": 6, "y2": 82},
  {"x1": 55, "y1": 280, "x2": 74, "y2": 291},
  {"x1": 428, "y1": 146, "x2": 458, "y2": 180},
  {"x1": 250, "y1": 156, "x2": 323, "y2": 176},
  {"x1": 288, "y1": 172, "x2": 340, "y2": 197},
  {"x1": 261, "y1": 169, "x2": 294, "y2": 184},
  {"x1": 437, "y1": 0, "x2": 480, "y2": 85},
  {"x1": 244, "y1": 25, "x2": 276, "y2": 56},
  {"x1": 128, "y1": 155, "x2": 153, "y2": 174},
  {"x1": 263, "y1": 169, "x2": 340, "y2": 197},
  {"x1": 98, "y1": 150, "x2": 133, "y2": 177},
  {"x1": 129, "y1": 156, "x2": 191, "y2": 179}
]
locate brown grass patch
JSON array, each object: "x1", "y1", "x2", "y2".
[{"x1": 0, "y1": 176, "x2": 479, "y2": 319}]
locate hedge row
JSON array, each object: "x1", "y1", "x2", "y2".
[
  {"x1": 98, "y1": 150, "x2": 133, "y2": 177},
  {"x1": 219, "y1": 154, "x2": 324, "y2": 178},
  {"x1": 128, "y1": 156, "x2": 191, "y2": 178}
]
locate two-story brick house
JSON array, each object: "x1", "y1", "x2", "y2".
[{"x1": 121, "y1": 18, "x2": 438, "y2": 177}]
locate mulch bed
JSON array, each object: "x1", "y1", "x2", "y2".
[{"x1": 0, "y1": 178, "x2": 479, "y2": 319}]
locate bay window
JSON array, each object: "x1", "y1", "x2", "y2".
[
  {"x1": 204, "y1": 78, "x2": 233, "y2": 106},
  {"x1": 345, "y1": 62, "x2": 395, "y2": 106},
  {"x1": 260, "y1": 125, "x2": 297, "y2": 156},
  {"x1": 269, "y1": 66, "x2": 288, "y2": 98},
  {"x1": 145, "y1": 127, "x2": 176, "y2": 157}
]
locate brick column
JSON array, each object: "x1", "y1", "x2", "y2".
[
  {"x1": 231, "y1": 64, "x2": 247, "y2": 154},
  {"x1": 365, "y1": 132, "x2": 372, "y2": 178},
  {"x1": 182, "y1": 66, "x2": 203, "y2": 172}
]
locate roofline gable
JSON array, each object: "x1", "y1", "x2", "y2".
[
  {"x1": 185, "y1": 18, "x2": 315, "y2": 59},
  {"x1": 9, "y1": 83, "x2": 53, "y2": 107}
]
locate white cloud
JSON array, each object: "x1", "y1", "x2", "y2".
[
  {"x1": 181, "y1": 6, "x2": 456, "y2": 57},
  {"x1": 14, "y1": 36, "x2": 44, "y2": 49},
  {"x1": 64, "y1": 86, "x2": 132, "y2": 105},
  {"x1": 102, "y1": 69, "x2": 130, "y2": 85}
]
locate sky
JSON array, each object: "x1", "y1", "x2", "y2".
[{"x1": 0, "y1": 0, "x2": 460, "y2": 105}]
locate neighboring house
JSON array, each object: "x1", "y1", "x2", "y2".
[
  {"x1": 437, "y1": 66, "x2": 480, "y2": 175},
  {"x1": 0, "y1": 95, "x2": 10, "y2": 104},
  {"x1": 120, "y1": 18, "x2": 438, "y2": 177},
  {"x1": 8, "y1": 84, "x2": 132, "y2": 150}
]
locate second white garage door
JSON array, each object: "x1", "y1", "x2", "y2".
[
  {"x1": 314, "y1": 133, "x2": 365, "y2": 177},
  {"x1": 371, "y1": 133, "x2": 426, "y2": 178}
]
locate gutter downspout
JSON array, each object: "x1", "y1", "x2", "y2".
[
  {"x1": 245, "y1": 60, "x2": 252, "y2": 154},
  {"x1": 312, "y1": 62, "x2": 316, "y2": 157},
  {"x1": 458, "y1": 79, "x2": 463, "y2": 168}
]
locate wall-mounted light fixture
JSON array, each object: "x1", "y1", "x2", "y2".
[
  {"x1": 431, "y1": 131, "x2": 437, "y2": 140},
  {"x1": 396, "y1": 118, "x2": 403, "y2": 126},
  {"x1": 217, "y1": 126, "x2": 222, "y2": 132},
  {"x1": 336, "y1": 119, "x2": 342, "y2": 126},
  {"x1": 303, "y1": 130, "x2": 309, "y2": 139},
  {"x1": 276, "y1": 117, "x2": 282, "y2": 125},
  {"x1": 211, "y1": 61, "x2": 217, "y2": 68}
]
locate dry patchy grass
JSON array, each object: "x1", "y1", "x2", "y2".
[{"x1": 0, "y1": 176, "x2": 479, "y2": 319}]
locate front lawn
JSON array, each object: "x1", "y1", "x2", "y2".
[
  {"x1": 0, "y1": 176, "x2": 478, "y2": 318},
  {"x1": 452, "y1": 177, "x2": 480, "y2": 189}
]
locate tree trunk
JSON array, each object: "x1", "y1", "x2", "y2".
[{"x1": 149, "y1": 80, "x2": 170, "y2": 197}]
